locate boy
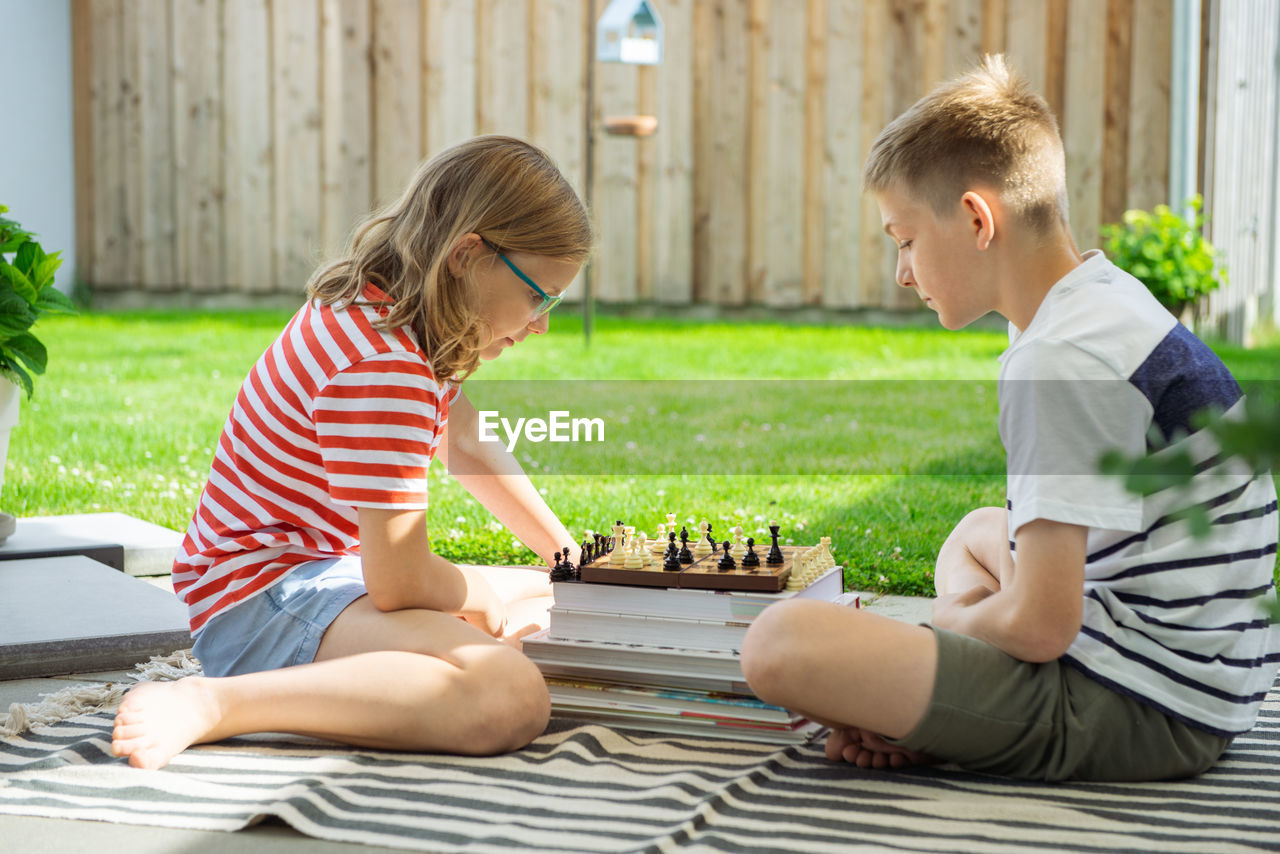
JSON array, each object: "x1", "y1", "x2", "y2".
[{"x1": 740, "y1": 55, "x2": 1279, "y2": 782}]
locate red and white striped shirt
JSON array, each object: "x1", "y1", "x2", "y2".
[{"x1": 173, "y1": 283, "x2": 456, "y2": 634}]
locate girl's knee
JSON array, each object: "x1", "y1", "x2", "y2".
[{"x1": 459, "y1": 647, "x2": 550, "y2": 753}]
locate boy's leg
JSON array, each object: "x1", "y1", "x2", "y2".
[
  {"x1": 741, "y1": 601, "x2": 937, "y2": 742},
  {"x1": 934, "y1": 506, "x2": 1013, "y2": 596},
  {"x1": 112, "y1": 597, "x2": 549, "y2": 770}
]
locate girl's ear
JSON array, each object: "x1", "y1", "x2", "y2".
[
  {"x1": 961, "y1": 190, "x2": 996, "y2": 251},
  {"x1": 446, "y1": 232, "x2": 484, "y2": 277}
]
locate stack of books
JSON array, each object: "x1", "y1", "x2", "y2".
[{"x1": 523, "y1": 566, "x2": 858, "y2": 743}]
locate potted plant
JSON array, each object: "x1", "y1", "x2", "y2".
[
  {"x1": 0, "y1": 204, "x2": 78, "y2": 540},
  {"x1": 1099, "y1": 194, "x2": 1228, "y2": 320}
]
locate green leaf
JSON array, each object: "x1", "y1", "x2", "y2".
[
  {"x1": 2, "y1": 331, "x2": 47, "y2": 377},
  {"x1": 32, "y1": 251, "x2": 61, "y2": 290},
  {"x1": 0, "y1": 261, "x2": 38, "y2": 305},
  {"x1": 0, "y1": 359, "x2": 33, "y2": 398},
  {"x1": 0, "y1": 290, "x2": 36, "y2": 337},
  {"x1": 13, "y1": 240, "x2": 42, "y2": 277},
  {"x1": 35, "y1": 284, "x2": 77, "y2": 316}
]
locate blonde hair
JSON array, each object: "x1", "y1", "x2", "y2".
[
  {"x1": 862, "y1": 54, "x2": 1068, "y2": 234},
  {"x1": 308, "y1": 136, "x2": 593, "y2": 382}
]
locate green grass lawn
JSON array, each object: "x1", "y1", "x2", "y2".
[{"x1": 6, "y1": 308, "x2": 1278, "y2": 596}]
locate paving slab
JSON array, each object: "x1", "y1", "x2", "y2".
[
  {"x1": 0, "y1": 555, "x2": 190, "y2": 679},
  {"x1": 0, "y1": 512, "x2": 183, "y2": 576}
]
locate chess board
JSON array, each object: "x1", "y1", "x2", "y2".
[{"x1": 579, "y1": 543, "x2": 814, "y2": 592}]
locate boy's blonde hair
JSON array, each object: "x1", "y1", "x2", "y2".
[
  {"x1": 309, "y1": 136, "x2": 593, "y2": 382},
  {"x1": 863, "y1": 54, "x2": 1068, "y2": 234}
]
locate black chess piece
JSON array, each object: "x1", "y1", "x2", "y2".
[
  {"x1": 766, "y1": 524, "x2": 785, "y2": 565},
  {"x1": 678, "y1": 527, "x2": 694, "y2": 564},
  {"x1": 742, "y1": 537, "x2": 761, "y2": 567},
  {"x1": 705, "y1": 523, "x2": 715, "y2": 546},
  {"x1": 594, "y1": 533, "x2": 605, "y2": 557},
  {"x1": 663, "y1": 546, "x2": 681, "y2": 571},
  {"x1": 581, "y1": 539, "x2": 591, "y2": 565},
  {"x1": 550, "y1": 551, "x2": 574, "y2": 582},
  {"x1": 717, "y1": 539, "x2": 735, "y2": 570}
]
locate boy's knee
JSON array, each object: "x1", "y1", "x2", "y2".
[{"x1": 741, "y1": 600, "x2": 820, "y2": 702}]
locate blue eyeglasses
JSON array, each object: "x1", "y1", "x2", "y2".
[{"x1": 481, "y1": 237, "x2": 562, "y2": 319}]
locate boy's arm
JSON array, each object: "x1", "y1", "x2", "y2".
[
  {"x1": 435, "y1": 391, "x2": 578, "y2": 567},
  {"x1": 356, "y1": 505, "x2": 506, "y2": 635},
  {"x1": 931, "y1": 518, "x2": 1087, "y2": 662}
]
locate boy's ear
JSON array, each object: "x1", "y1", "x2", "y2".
[
  {"x1": 446, "y1": 232, "x2": 484, "y2": 276},
  {"x1": 961, "y1": 191, "x2": 996, "y2": 251}
]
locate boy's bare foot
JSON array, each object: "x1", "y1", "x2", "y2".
[
  {"x1": 826, "y1": 726, "x2": 938, "y2": 770},
  {"x1": 111, "y1": 678, "x2": 224, "y2": 770}
]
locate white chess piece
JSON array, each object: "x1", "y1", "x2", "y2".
[
  {"x1": 609, "y1": 521, "x2": 628, "y2": 566},
  {"x1": 693, "y1": 520, "x2": 713, "y2": 556},
  {"x1": 637, "y1": 533, "x2": 652, "y2": 566},
  {"x1": 730, "y1": 525, "x2": 747, "y2": 559}
]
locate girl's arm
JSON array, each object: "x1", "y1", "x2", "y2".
[
  {"x1": 435, "y1": 391, "x2": 579, "y2": 567},
  {"x1": 357, "y1": 505, "x2": 506, "y2": 636}
]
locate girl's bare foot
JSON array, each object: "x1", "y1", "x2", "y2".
[
  {"x1": 111, "y1": 678, "x2": 224, "y2": 770},
  {"x1": 826, "y1": 726, "x2": 938, "y2": 770}
]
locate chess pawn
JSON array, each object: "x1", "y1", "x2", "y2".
[
  {"x1": 656, "y1": 523, "x2": 667, "y2": 544},
  {"x1": 730, "y1": 525, "x2": 747, "y2": 559},
  {"x1": 666, "y1": 512, "x2": 677, "y2": 534},
  {"x1": 623, "y1": 539, "x2": 644, "y2": 569},
  {"x1": 693, "y1": 520, "x2": 713, "y2": 556},
  {"x1": 717, "y1": 539, "x2": 735, "y2": 570},
  {"x1": 637, "y1": 533, "x2": 652, "y2": 566},
  {"x1": 742, "y1": 537, "x2": 761, "y2": 567}
]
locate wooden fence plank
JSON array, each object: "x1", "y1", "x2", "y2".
[
  {"x1": 803, "y1": 0, "x2": 826, "y2": 305},
  {"x1": 653, "y1": 0, "x2": 694, "y2": 303},
  {"x1": 372, "y1": 0, "x2": 422, "y2": 207},
  {"x1": 1004, "y1": 0, "x2": 1047, "y2": 98},
  {"x1": 172, "y1": 0, "x2": 225, "y2": 293},
  {"x1": 91, "y1": 0, "x2": 125, "y2": 288},
  {"x1": 982, "y1": 0, "x2": 1007, "y2": 53},
  {"x1": 860, "y1": 0, "x2": 891, "y2": 306},
  {"x1": 272, "y1": 0, "x2": 322, "y2": 293},
  {"x1": 1045, "y1": 0, "x2": 1069, "y2": 123},
  {"x1": 691, "y1": 0, "x2": 714, "y2": 301},
  {"x1": 321, "y1": 0, "x2": 373, "y2": 256},
  {"x1": 423, "y1": 0, "x2": 477, "y2": 156},
  {"x1": 120, "y1": 0, "x2": 142, "y2": 285},
  {"x1": 1102, "y1": 0, "x2": 1133, "y2": 230},
  {"x1": 762, "y1": 0, "x2": 807, "y2": 306},
  {"x1": 709, "y1": 0, "x2": 751, "y2": 304},
  {"x1": 824, "y1": 0, "x2": 863, "y2": 308},
  {"x1": 945, "y1": 0, "x2": 984, "y2": 78},
  {"x1": 590, "y1": 0, "x2": 638, "y2": 302},
  {"x1": 1064, "y1": 0, "x2": 1107, "y2": 249},
  {"x1": 476, "y1": 0, "x2": 530, "y2": 137},
  {"x1": 137, "y1": 0, "x2": 175, "y2": 288},
  {"x1": 71, "y1": 0, "x2": 94, "y2": 284},
  {"x1": 224, "y1": 0, "x2": 274, "y2": 291},
  {"x1": 1126, "y1": 0, "x2": 1170, "y2": 211},
  {"x1": 746, "y1": 0, "x2": 769, "y2": 303}
]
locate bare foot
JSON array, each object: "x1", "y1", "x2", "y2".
[
  {"x1": 825, "y1": 726, "x2": 938, "y2": 770},
  {"x1": 111, "y1": 678, "x2": 224, "y2": 770}
]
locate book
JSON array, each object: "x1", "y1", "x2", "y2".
[
  {"x1": 545, "y1": 677, "x2": 797, "y2": 725},
  {"x1": 546, "y1": 590, "x2": 860, "y2": 651},
  {"x1": 552, "y1": 565, "x2": 843, "y2": 622},
  {"x1": 523, "y1": 629, "x2": 750, "y2": 692},
  {"x1": 552, "y1": 707, "x2": 826, "y2": 744}
]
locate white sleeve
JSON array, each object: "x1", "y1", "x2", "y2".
[{"x1": 999, "y1": 338, "x2": 1152, "y2": 535}]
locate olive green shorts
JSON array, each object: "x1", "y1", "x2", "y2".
[{"x1": 891, "y1": 627, "x2": 1232, "y2": 782}]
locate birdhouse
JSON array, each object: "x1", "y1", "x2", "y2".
[{"x1": 596, "y1": 0, "x2": 663, "y2": 66}]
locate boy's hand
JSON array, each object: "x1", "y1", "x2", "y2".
[
  {"x1": 826, "y1": 726, "x2": 937, "y2": 769},
  {"x1": 930, "y1": 584, "x2": 997, "y2": 629}
]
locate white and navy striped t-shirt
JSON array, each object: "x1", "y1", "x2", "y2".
[
  {"x1": 999, "y1": 250, "x2": 1279, "y2": 737},
  {"x1": 173, "y1": 283, "x2": 458, "y2": 635}
]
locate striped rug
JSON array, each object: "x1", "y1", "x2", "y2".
[{"x1": 1, "y1": 690, "x2": 1277, "y2": 852}]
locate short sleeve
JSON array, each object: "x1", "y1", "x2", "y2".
[
  {"x1": 312, "y1": 351, "x2": 446, "y2": 509},
  {"x1": 999, "y1": 338, "x2": 1152, "y2": 535}
]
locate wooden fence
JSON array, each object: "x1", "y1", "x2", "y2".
[{"x1": 74, "y1": 0, "x2": 1178, "y2": 312}]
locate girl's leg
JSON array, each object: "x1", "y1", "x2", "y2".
[
  {"x1": 111, "y1": 597, "x2": 549, "y2": 770},
  {"x1": 933, "y1": 506, "x2": 1014, "y2": 596}
]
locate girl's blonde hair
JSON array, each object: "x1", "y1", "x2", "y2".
[
  {"x1": 863, "y1": 54, "x2": 1068, "y2": 235},
  {"x1": 308, "y1": 136, "x2": 593, "y2": 382}
]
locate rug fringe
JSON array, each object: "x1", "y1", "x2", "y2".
[{"x1": 0, "y1": 649, "x2": 203, "y2": 738}]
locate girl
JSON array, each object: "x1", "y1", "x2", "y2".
[{"x1": 111, "y1": 136, "x2": 592, "y2": 770}]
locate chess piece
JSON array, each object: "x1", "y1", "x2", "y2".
[
  {"x1": 581, "y1": 538, "x2": 591, "y2": 565},
  {"x1": 742, "y1": 537, "x2": 761, "y2": 567},
  {"x1": 693, "y1": 520, "x2": 713, "y2": 556},
  {"x1": 766, "y1": 523, "x2": 785, "y2": 565},
  {"x1": 637, "y1": 533, "x2": 651, "y2": 566},
  {"x1": 730, "y1": 525, "x2": 747, "y2": 559},
  {"x1": 678, "y1": 527, "x2": 694, "y2": 564},
  {"x1": 717, "y1": 540, "x2": 735, "y2": 570},
  {"x1": 550, "y1": 551, "x2": 574, "y2": 582},
  {"x1": 819, "y1": 536, "x2": 836, "y2": 568},
  {"x1": 663, "y1": 545, "x2": 681, "y2": 571},
  {"x1": 623, "y1": 540, "x2": 644, "y2": 569}
]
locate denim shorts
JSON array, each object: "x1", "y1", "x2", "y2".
[{"x1": 191, "y1": 556, "x2": 369, "y2": 678}]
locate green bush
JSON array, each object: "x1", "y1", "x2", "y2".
[
  {"x1": 1100, "y1": 195, "x2": 1227, "y2": 317},
  {"x1": 0, "y1": 205, "x2": 77, "y2": 397}
]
